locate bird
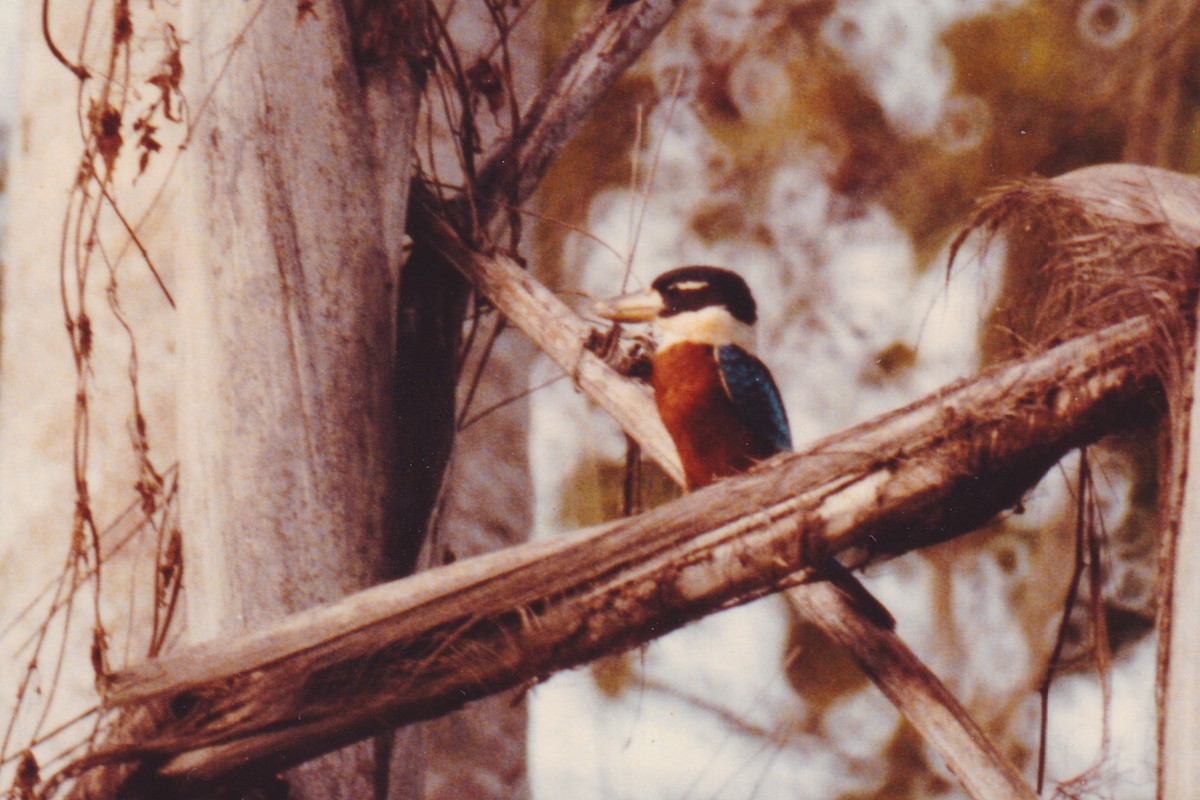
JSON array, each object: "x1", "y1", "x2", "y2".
[
  {"x1": 593, "y1": 265, "x2": 791, "y2": 490},
  {"x1": 595, "y1": 266, "x2": 894, "y2": 629}
]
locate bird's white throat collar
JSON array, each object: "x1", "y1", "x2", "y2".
[{"x1": 657, "y1": 306, "x2": 757, "y2": 353}]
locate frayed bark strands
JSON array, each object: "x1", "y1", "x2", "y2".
[
  {"x1": 953, "y1": 163, "x2": 1200, "y2": 799},
  {"x1": 951, "y1": 165, "x2": 1200, "y2": 562},
  {"x1": 953, "y1": 165, "x2": 1199, "y2": 368}
]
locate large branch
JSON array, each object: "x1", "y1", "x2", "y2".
[
  {"x1": 432, "y1": 141, "x2": 1035, "y2": 800},
  {"x1": 74, "y1": 308, "x2": 1157, "y2": 796}
]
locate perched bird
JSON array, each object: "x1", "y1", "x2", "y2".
[
  {"x1": 594, "y1": 265, "x2": 791, "y2": 490},
  {"x1": 596, "y1": 266, "x2": 894, "y2": 629}
]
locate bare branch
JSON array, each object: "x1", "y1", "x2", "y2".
[
  {"x1": 72, "y1": 310, "x2": 1158, "y2": 796},
  {"x1": 422, "y1": 210, "x2": 685, "y2": 484},
  {"x1": 472, "y1": 0, "x2": 684, "y2": 214},
  {"x1": 786, "y1": 585, "x2": 1035, "y2": 800}
]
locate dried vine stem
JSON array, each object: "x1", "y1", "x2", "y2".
[{"x1": 4, "y1": 0, "x2": 181, "y2": 785}]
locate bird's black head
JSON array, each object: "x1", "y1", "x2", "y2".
[{"x1": 650, "y1": 266, "x2": 757, "y2": 326}]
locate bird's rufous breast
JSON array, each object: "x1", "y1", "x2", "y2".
[{"x1": 652, "y1": 342, "x2": 764, "y2": 490}]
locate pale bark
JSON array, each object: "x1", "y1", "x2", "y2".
[{"x1": 177, "y1": 3, "x2": 416, "y2": 796}]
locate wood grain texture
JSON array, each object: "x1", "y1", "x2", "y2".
[{"x1": 87, "y1": 312, "x2": 1157, "y2": 795}]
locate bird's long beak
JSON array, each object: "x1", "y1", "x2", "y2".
[{"x1": 592, "y1": 289, "x2": 664, "y2": 323}]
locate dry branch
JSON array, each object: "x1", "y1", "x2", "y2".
[
  {"x1": 423, "y1": 210, "x2": 685, "y2": 483},
  {"x1": 74, "y1": 163, "x2": 1200, "y2": 798},
  {"x1": 787, "y1": 585, "x2": 1033, "y2": 800},
  {"x1": 471, "y1": 0, "x2": 685, "y2": 213},
  {"x1": 73, "y1": 308, "x2": 1159, "y2": 796},
  {"x1": 429, "y1": 189, "x2": 1037, "y2": 800}
]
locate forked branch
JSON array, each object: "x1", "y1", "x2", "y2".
[
  {"x1": 69, "y1": 164, "x2": 1200, "y2": 798},
  {"x1": 71, "y1": 305, "x2": 1158, "y2": 797}
]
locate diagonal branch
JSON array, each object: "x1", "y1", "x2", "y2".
[
  {"x1": 422, "y1": 211, "x2": 685, "y2": 483},
  {"x1": 471, "y1": 0, "x2": 685, "y2": 215},
  {"x1": 393, "y1": 0, "x2": 688, "y2": 569},
  {"x1": 73, "y1": 304, "x2": 1158, "y2": 796}
]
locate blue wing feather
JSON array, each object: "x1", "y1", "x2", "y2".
[{"x1": 716, "y1": 345, "x2": 792, "y2": 454}]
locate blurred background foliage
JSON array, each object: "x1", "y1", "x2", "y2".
[{"x1": 526, "y1": 1, "x2": 1191, "y2": 797}]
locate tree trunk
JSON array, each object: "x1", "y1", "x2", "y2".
[{"x1": 178, "y1": 3, "x2": 418, "y2": 795}]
